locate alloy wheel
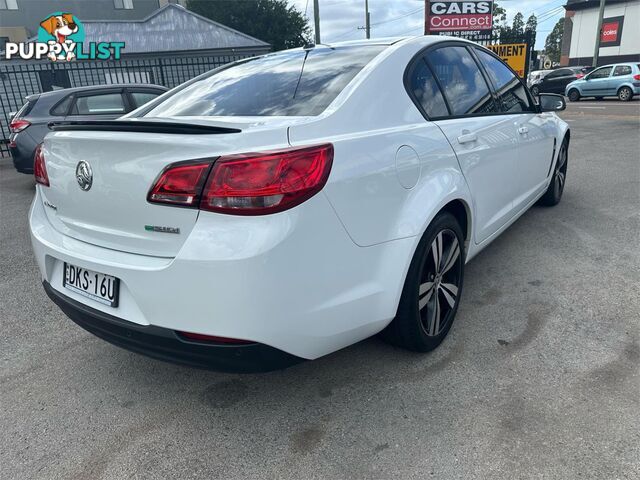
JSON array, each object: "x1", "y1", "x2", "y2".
[
  {"x1": 418, "y1": 229, "x2": 462, "y2": 337},
  {"x1": 554, "y1": 141, "x2": 568, "y2": 198},
  {"x1": 618, "y1": 87, "x2": 631, "y2": 101}
]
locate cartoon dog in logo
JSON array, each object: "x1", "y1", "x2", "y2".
[{"x1": 39, "y1": 13, "x2": 78, "y2": 61}]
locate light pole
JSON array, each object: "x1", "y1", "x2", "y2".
[
  {"x1": 313, "y1": 0, "x2": 321, "y2": 44},
  {"x1": 365, "y1": 0, "x2": 371, "y2": 39}
]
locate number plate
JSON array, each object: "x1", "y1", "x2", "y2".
[{"x1": 63, "y1": 263, "x2": 120, "y2": 307}]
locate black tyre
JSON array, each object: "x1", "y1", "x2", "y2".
[
  {"x1": 618, "y1": 86, "x2": 633, "y2": 102},
  {"x1": 538, "y1": 137, "x2": 568, "y2": 207},
  {"x1": 382, "y1": 212, "x2": 465, "y2": 352},
  {"x1": 567, "y1": 89, "x2": 580, "y2": 102},
  {"x1": 530, "y1": 85, "x2": 540, "y2": 97}
]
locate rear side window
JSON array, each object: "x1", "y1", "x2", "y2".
[
  {"x1": 71, "y1": 93, "x2": 126, "y2": 115},
  {"x1": 474, "y1": 48, "x2": 534, "y2": 113},
  {"x1": 426, "y1": 46, "x2": 498, "y2": 116},
  {"x1": 613, "y1": 65, "x2": 632, "y2": 76},
  {"x1": 408, "y1": 59, "x2": 449, "y2": 118},
  {"x1": 144, "y1": 46, "x2": 385, "y2": 117},
  {"x1": 51, "y1": 95, "x2": 73, "y2": 116},
  {"x1": 131, "y1": 91, "x2": 161, "y2": 108}
]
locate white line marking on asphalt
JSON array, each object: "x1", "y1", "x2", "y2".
[{"x1": 578, "y1": 106, "x2": 606, "y2": 109}]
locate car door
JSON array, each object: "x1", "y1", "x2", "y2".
[
  {"x1": 422, "y1": 44, "x2": 521, "y2": 244},
  {"x1": 582, "y1": 66, "x2": 613, "y2": 96},
  {"x1": 473, "y1": 47, "x2": 556, "y2": 210},
  {"x1": 541, "y1": 69, "x2": 574, "y2": 93},
  {"x1": 65, "y1": 89, "x2": 129, "y2": 122}
]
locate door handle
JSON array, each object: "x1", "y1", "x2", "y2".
[
  {"x1": 457, "y1": 131, "x2": 477, "y2": 144},
  {"x1": 518, "y1": 126, "x2": 529, "y2": 135}
]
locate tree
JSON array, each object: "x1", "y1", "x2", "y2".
[
  {"x1": 512, "y1": 12, "x2": 525, "y2": 36},
  {"x1": 492, "y1": 1, "x2": 507, "y2": 42},
  {"x1": 544, "y1": 18, "x2": 564, "y2": 64},
  {"x1": 525, "y1": 14, "x2": 538, "y2": 47},
  {"x1": 187, "y1": 0, "x2": 312, "y2": 51}
]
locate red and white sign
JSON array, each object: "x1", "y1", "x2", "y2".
[
  {"x1": 428, "y1": 1, "x2": 493, "y2": 41},
  {"x1": 600, "y1": 16, "x2": 624, "y2": 47}
]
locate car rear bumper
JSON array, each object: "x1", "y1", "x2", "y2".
[
  {"x1": 10, "y1": 130, "x2": 39, "y2": 174},
  {"x1": 43, "y1": 280, "x2": 304, "y2": 372},
  {"x1": 30, "y1": 186, "x2": 414, "y2": 362}
]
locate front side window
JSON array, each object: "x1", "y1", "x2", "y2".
[
  {"x1": 475, "y1": 48, "x2": 533, "y2": 113},
  {"x1": 426, "y1": 46, "x2": 498, "y2": 116},
  {"x1": 71, "y1": 93, "x2": 126, "y2": 115},
  {"x1": 613, "y1": 65, "x2": 632, "y2": 76},
  {"x1": 588, "y1": 67, "x2": 613, "y2": 79},
  {"x1": 408, "y1": 59, "x2": 449, "y2": 118},
  {"x1": 144, "y1": 46, "x2": 385, "y2": 118}
]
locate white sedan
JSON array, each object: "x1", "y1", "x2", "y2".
[{"x1": 30, "y1": 36, "x2": 570, "y2": 372}]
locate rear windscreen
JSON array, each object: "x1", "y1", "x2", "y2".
[{"x1": 143, "y1": 46, "x2": 385, "y2": 118}]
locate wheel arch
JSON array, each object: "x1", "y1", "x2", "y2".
[{"x1": 439, "y1": 199, "x2": 472, "y2": 256}]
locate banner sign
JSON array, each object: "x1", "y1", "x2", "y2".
[
  {"x1": 428, "y1": 1, "x2": 493, "y2": 42},
  {"x1": 487, "y1": 43, "x2": 527, "y2": 78},
  {"x1": 600, "y1": 16, "x2": 624, "y2": 47}
]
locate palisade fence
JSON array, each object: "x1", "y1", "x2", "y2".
[{"x1": 0, "y1": 50, "x2": 265, "y2": 156}]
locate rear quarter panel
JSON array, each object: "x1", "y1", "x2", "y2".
[{"x1": 288, "y1": 40, "x2": 473, "y2": 248}]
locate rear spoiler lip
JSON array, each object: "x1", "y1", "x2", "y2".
[{"x1": 48, "y1": 120, "x2": 241, "y2": 135}]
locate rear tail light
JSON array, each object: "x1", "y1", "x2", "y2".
[
  {"x1": 148, "y1": 144, "x2": 333, "y2": 215},
  {"x1": 148, "y1": 162, "x2": 211, "y2": 207},
  {"x1": 9, "y1": 118, "x2": 31, "y2": 133},
  {"x1": 34, "y1": 143, "x2": 49, "y2": 187},
  {"x1": 633, "y1": 74, "x2": 640, "y2": 80},
  {"x1": 576, "y1": 73, "x2": 584, "y2": 79},
  {"x1": 177, "y1": 331, "x2": 254, "y2": 345}
]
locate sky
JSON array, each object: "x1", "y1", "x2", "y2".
[{"x1": 290, "y1": 0, "x2": 567, "y2": 50}]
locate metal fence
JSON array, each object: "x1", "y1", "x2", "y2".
[{"x1": 0, "y1": 51, "x2": 265, "y2": 156}]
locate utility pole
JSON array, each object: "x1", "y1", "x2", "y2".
[
  {"x1": 313, "y1": 0, "x2": 321, "y2": 44},
  {"x1": 592, "y1": 0, "x2": 606, "y2": 67},
  {"x1": 365, "y1": 0, "x2": 371, "y2": 39}
]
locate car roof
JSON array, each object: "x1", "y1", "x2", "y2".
[{"x1": 27, "y1": 83, "x2": 167, "y2": 102}]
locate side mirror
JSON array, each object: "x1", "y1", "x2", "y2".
[{"x1": 538, "y1": 93, "x2": 566, "y2": 112}]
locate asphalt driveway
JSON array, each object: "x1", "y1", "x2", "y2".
[{"x1": 1, "y1": 102, "x2": 638, "y2": 479}]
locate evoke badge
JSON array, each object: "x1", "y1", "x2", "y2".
[
  {"x1": 75, "y1": 161, "x2": 93, "y2": 191},
  {"x1": 145, "y1": 225, "x2": 180, "y2": 234}
]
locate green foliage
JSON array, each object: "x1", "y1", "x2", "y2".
[
  {"x1": 512, "y1": 12, "x2": 525, "y2": 36},
  {"x1": 544, "y1": 18, "x2": 564, "y2": 64},
  {"x1": 492, "y1": 3, "x2": 534, "y2": 44},
  {"x1": 187, "y1": 0, "x2": 312, "y2": 51},
  {"x1": 525, "y1": 14, "x2": 538, "y2": 48}
]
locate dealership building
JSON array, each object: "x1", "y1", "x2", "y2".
[{"x1": 560, "y1": 0, "x2": 640, "y2": 66}]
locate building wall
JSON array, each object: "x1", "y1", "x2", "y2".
[
  {"x1": 566, "y1": 0, "x2": 640, "y2": 65},
  {"x1": 0, "y1": 0, "x2": 161, "y2": 38}
]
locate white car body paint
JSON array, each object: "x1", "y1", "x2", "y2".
[{"x1": 30, "y1": 36, "x2": 569, "y2": 361}]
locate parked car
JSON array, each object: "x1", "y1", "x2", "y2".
[
  {"x1": 527, "y1": 69, "x2": 551, "y2": 87},
  {"x1": 566, "y1": 63, "x2": 640, "y2": 102},
  {"x1": 31, "y1": 37, "x2": 569, "y2": 372},
  {"x1": 9, "y1": 84, "x2": 168, "y2": 174},
  {"x1": 529, "y1": 67, "x2": 582, "y2": 96},
  {"x1": 574, "y1": 66, "x2": 595, "y2": 79}
]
